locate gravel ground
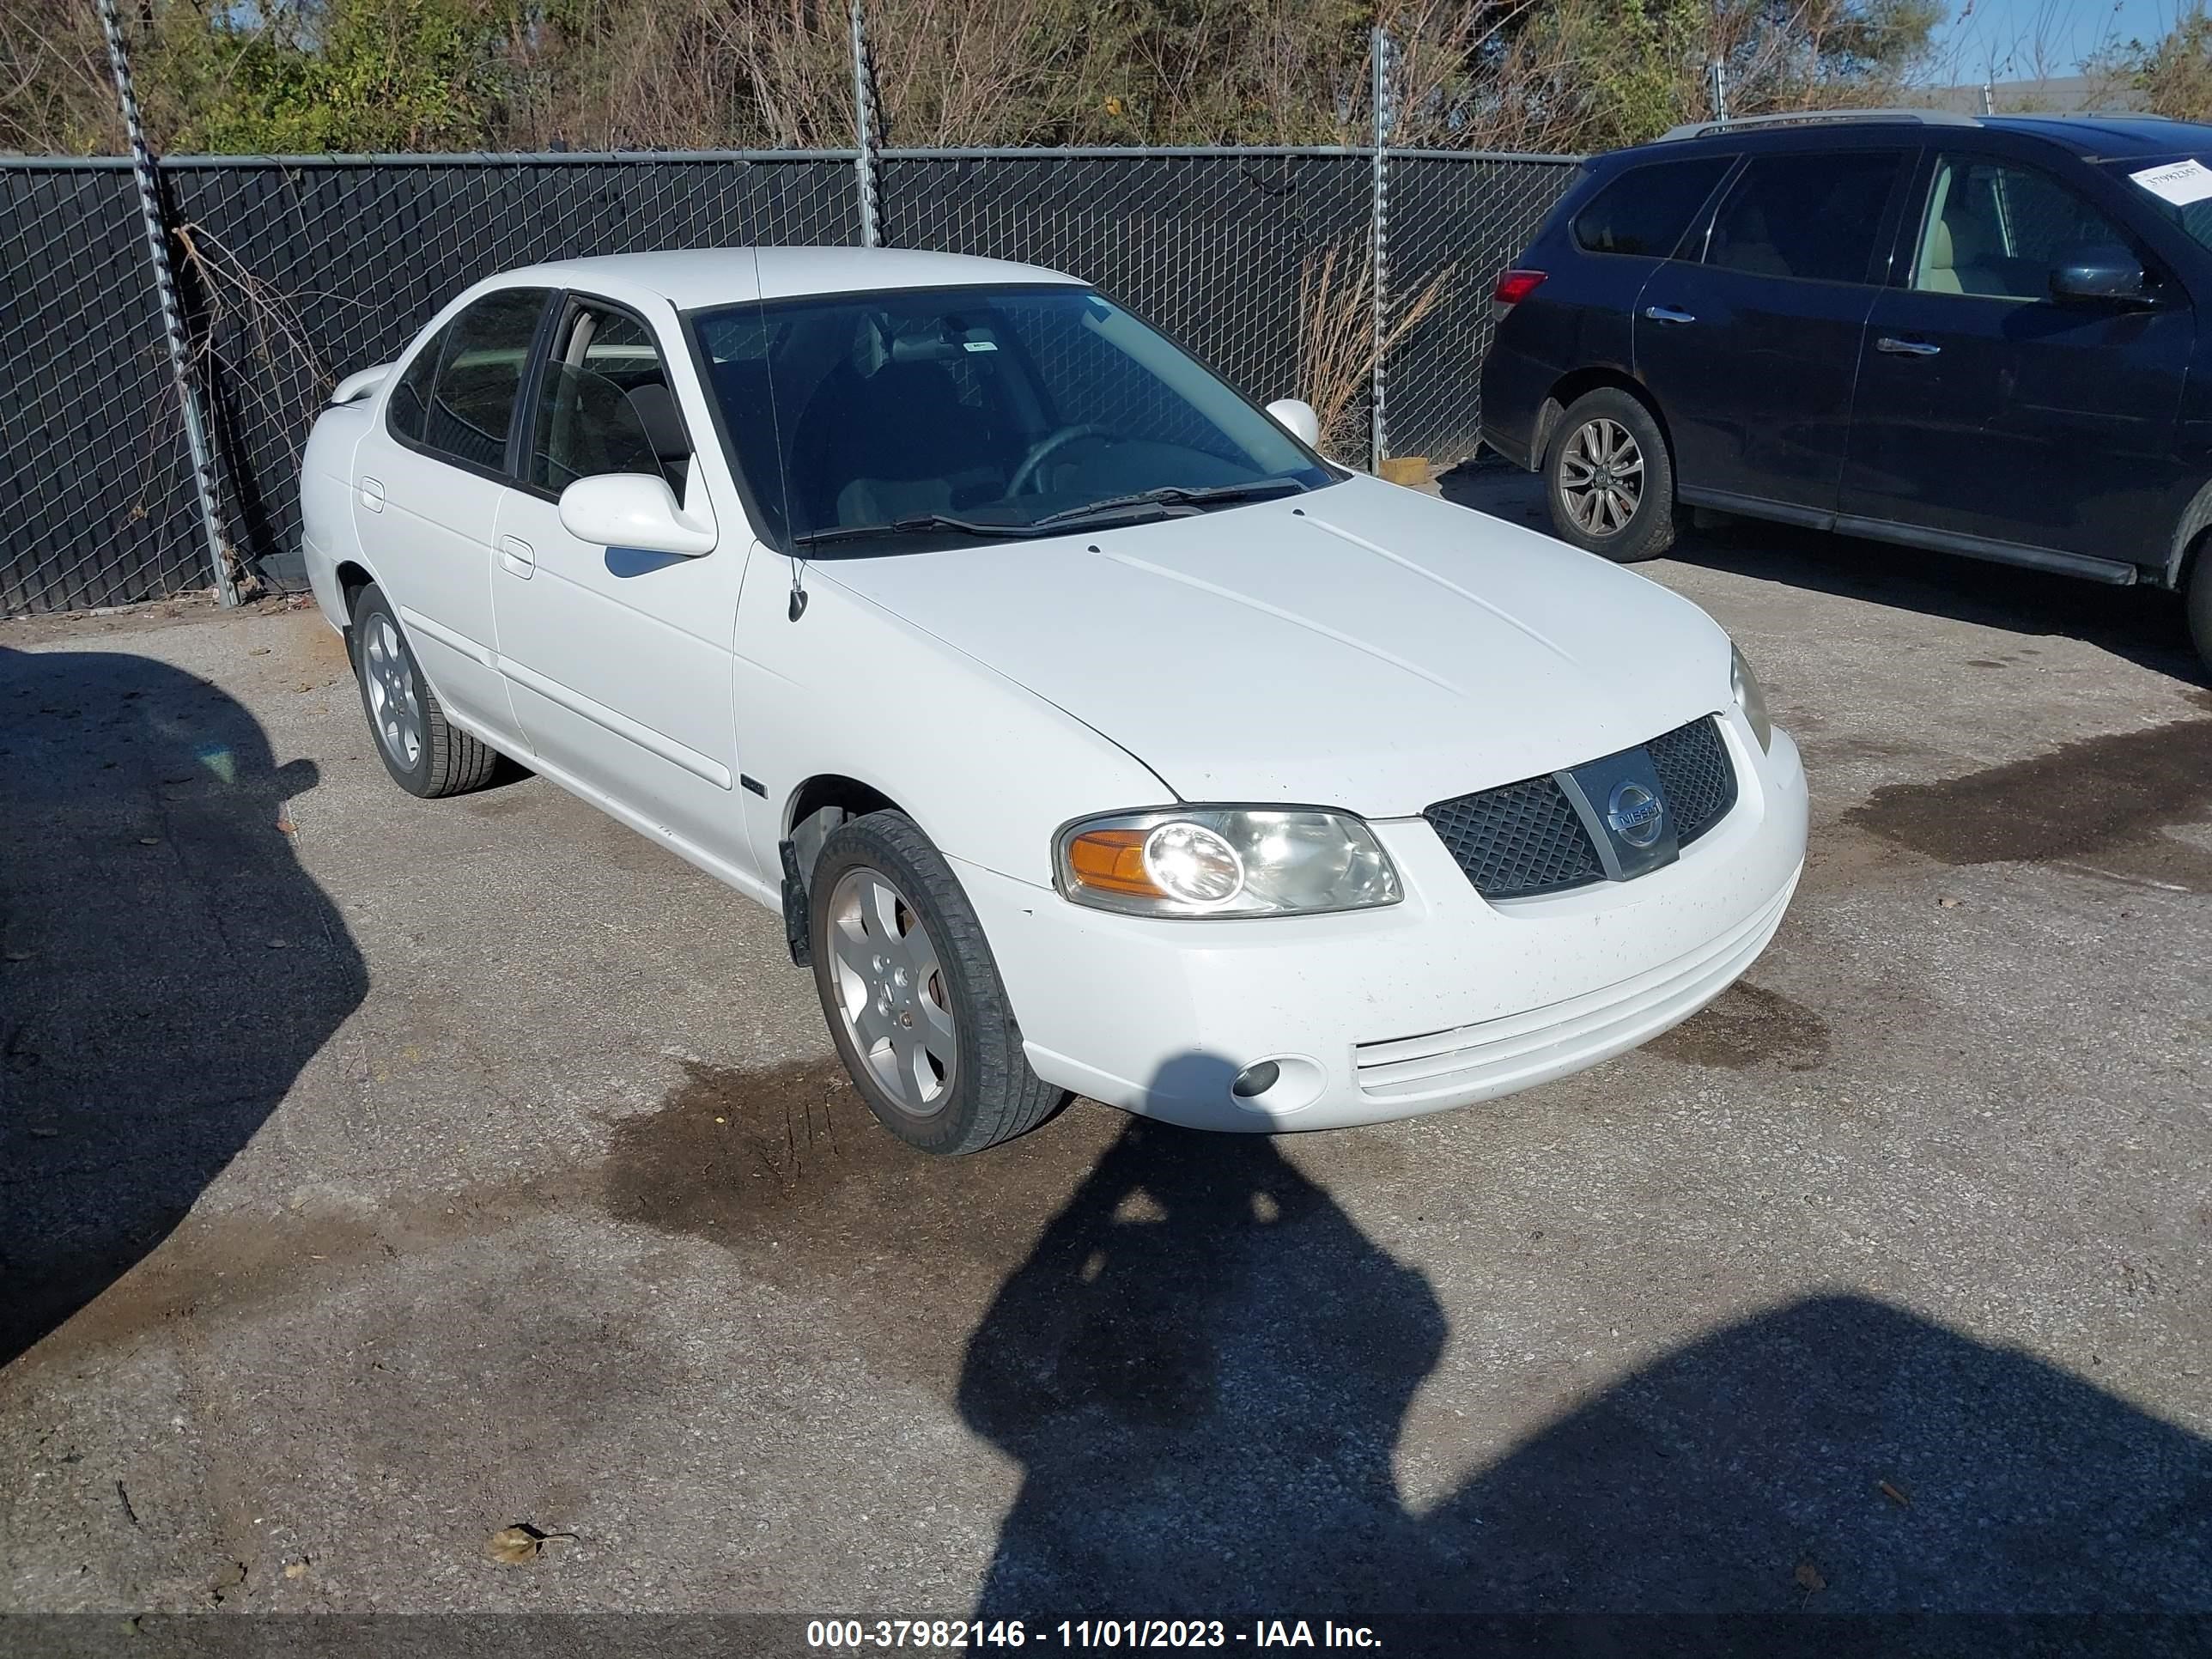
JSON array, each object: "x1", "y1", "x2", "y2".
[{"x1": 3, "y1": 473, "x2": 2209, "y2": 1647}]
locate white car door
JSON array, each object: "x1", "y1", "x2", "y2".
[
  {"x1": 489, "y1": 294, "x2": 754, "y2": 878},
  {"x1": 354, "y1": 286, "x2": 550, "y2": 750}
]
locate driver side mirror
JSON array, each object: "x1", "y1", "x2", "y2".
[
  {"x1": 2050, "y1": 244, "x2": 2150, "y2": 306},
  {"x1": 558, "y1": 472, "x2": 717, "y2": 556},
  {"x1": 1266, "y1": 398, "x2": 1322, "y2": 448}
]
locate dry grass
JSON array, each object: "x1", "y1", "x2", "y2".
[{"x1": 1297, "y1": 240, "x2": 1451, "y2": 465}]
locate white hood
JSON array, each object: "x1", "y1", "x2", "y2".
[{"x1": 818, "y1": 476, "x2": 1735, "y2": 818}]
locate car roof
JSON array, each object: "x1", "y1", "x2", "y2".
[
  {"x1": 1980, "y1": 113, "x2": 2212, "y2": 159},
  {"x1": 484, "y1": 246, "x2": 1085, "y2": 310},
  {"x1": 1644, "y1": 109, "x2": 2212, "y2": 163}
]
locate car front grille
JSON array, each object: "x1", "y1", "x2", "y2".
[
  {"x1": 1645, "y1": 714, "x2": 1736, "y2": 847},
  {"x1": 1423, "y1": 775, "x2": 1606, "y2": 900},
  {"x1": 1423, "y1": 714, "x2": 1736, "y2": 901}
]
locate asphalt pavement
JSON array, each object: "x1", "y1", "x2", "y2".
[{"x1": 3, "y1": 470, "x2": 2209, "y2": 1643}]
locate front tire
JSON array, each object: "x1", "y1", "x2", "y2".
[
  {"x1": 808, "y1": 812, "x2": 1064, "y2": 1155},
  {"x1": 348, "y1": 583, "x2": 501, "y2": 798},
  {"x1": 1544, "y1": 387, "x2": 1677, "y2": 563}
]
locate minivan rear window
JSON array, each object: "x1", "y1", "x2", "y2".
[{"x1": 1572, "y1": 158, "x2": 1734, "y2": 258}]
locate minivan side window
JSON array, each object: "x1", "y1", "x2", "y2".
[
  {"x1": 414, "y1": 288, "x2": 551, "y2": 472},
  {"x1": 1705, "y1": 151, "x2": 1905, "y2": 283},
  {"x1": 1571, "y1": 157, "x2": 1734, "y2": 258},
  {"x1": 1914, "y1": 155, "x2": 2137, "y2": 300}
]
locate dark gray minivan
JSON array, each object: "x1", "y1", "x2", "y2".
[{"x1": 1478, "y1": 109, "x2": 2212, "y2": 672}]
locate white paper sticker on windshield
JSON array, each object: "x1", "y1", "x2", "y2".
[
  {"x1": 2130, "y1": 157, "x2": 2212, "y2": 205},
  {"x1": 962, "y1": 339, "x2": 999, "y2": 352}
]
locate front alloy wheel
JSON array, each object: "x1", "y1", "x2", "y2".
[
  {"x1": 825, "y1": 866, "x2": 958, "y2": 1117},
  {"x1": 807, "y1": 811, "x2": 1065, "y2": 1154}
]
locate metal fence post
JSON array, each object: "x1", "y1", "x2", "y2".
[
  {"x1": 850, "y1": 0, "x2": 884, "y2": 247},
  {"x1": 94, "y1": 0, "x2": 240, "y2": 605},
  {"x1": 1369, "y1": 25, "x2": 1395, "y2": 471}
]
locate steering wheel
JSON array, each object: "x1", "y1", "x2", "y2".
[{"x1": 1006, "y1": 423, "x2": 1114, "y2": 498}]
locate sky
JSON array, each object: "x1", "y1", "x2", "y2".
[{"x1": 1936, "y1": 0, "x2": 2185, "y2": 77}]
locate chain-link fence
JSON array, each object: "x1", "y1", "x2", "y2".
[
  {"x1": 0, "y1": 145, "x2": 1580, "y2": 614},
  {"x1": 0, "y1": 161, "x2": 204, "y2": 613},
  {"x1": 1384, "y1": 153, "x2": 1584, "y2": 469}
]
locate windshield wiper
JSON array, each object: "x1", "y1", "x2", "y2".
[
  {"x1": 793, "y1": 479, "x2": 1308, "y2": 548},
  {"x1": 1029, "y1": 477, "x2": 1304, "y2": 531},
  {"x1": 794, "y1": 514, "x2": 1043, "y2": 549}
]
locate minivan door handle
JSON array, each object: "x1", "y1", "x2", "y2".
[
  {"x1": 358, "y1": 476, "x2": 385, "y2": 513},
  {"x1": 1876, "y1": 336, "x2": 1942, "y2": 357},
  {"x1": 1643, "y1": 305, "x2": 1696, "y2": 325},
  {"x1": 497, "y1": 535, "x2": 536, "y2": 579}
]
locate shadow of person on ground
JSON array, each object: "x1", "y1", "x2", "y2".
[
  {"x1": 1441, "y1": 461, "x2": 2204, "y2": 687},
  {"x1": 961, "y1": 1085, "x2": 2212, "y2": 1628},
  {"x1": 959, "y1": 1087, "x2": 1447, "y2": 1615},
  {"x1": 0, "y1": 644, "x2": 364, "y2": 1366}
]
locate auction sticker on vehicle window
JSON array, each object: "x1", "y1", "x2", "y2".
[{"x1": 2130, "y1": 157, "x2": 2212, "y2": 205}]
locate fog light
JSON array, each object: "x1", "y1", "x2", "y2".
[{"x1": 1232, "y1": 1060, "x2": 1281, "y2": 1098}]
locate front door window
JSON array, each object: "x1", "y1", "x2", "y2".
[{"x1": 1912, "y1": 155, "x2": 2137, "y2": 301}]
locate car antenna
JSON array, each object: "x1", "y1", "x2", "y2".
[{"x1": 751, "y1": 246, "x2": 805, "y2": 621}]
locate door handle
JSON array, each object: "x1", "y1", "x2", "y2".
[
  {"x1": 358, "y1": 476, "x2": 385, "y2": 513},
  {"x1": 1643, "y1": 305, "x2": 1696, "y2": 325},
  {"x1": 1876, "y1": 336, "x2": 1942, "y2": 357},
  {"x1": 497, "y1": 535, "x2": 535, "y2": 579}
]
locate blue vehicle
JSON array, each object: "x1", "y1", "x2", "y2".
[{"x1": 1478, "y1": 109, "x2": 2212, "y2": 671}]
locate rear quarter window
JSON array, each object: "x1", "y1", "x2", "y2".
[{"x1": 1572, "y1": 157, "x2": 1735, "y2": 258}]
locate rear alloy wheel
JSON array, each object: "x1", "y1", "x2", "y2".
[
  {"x1": 1544, "y1": 387, "x2": 1677, "y2": 563},
  {"x1": 809, "y1": 811, "x2": 1064, "y2": 1155},
  {"x1": 348, "y1": 583, "x2": 501, "y2": 798}
]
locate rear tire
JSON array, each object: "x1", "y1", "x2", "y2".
[
  {"x1": 348, "y1": 583, "x2": 501, "y2": 799},
  {"x1": 2188, "y1": 542, "x2": 2212, "y2": 678},
  {"x1": 1544, "y1": 387, "x2": 1677, "y2": 563},
  {"x1": 808, "y1": 811, "x2": 1065, "y2": 1155}
]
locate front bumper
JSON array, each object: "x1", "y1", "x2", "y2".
[{"x1": 957, "y1": 709, "x2": 1808, "y2": 1132}]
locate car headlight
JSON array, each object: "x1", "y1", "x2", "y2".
[
  {"x1": 1056, "y1": 807, "x2": 1403, "y2": 917},
  {"x1": 1730, "y1": 643, "x2": 1773, "y2": 752}
]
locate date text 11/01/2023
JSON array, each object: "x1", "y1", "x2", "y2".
[{"x1": 805, "y1": 1619, "x2": 1383, "y2": 1649}]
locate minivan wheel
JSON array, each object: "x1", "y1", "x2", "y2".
[
  {"x1": 348, "y1": 583, "x2": 501, "y2": 798},
  {"x1": 808, "y1": 811, "x2": 1066, "y2": 1155},
  {"x1": 1544, "y1": 388, "x2": 1676, "y2": 563}
]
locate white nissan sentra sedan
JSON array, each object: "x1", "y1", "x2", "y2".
[{"x1": 299, "y1": 247, "x2": 1807, "y2": 1154}]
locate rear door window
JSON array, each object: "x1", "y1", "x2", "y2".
[
  {"x1": 1572, "y1": 157, "x2": 1735, "y2": 258},
  {"x1": 415, "y1": 288, "x2": 551, "y2": 473},
  {"x1": 1705, "y1": 151, "x2": 1907, "y2": 284}
]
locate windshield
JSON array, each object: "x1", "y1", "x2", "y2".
[
  {"x1": 2106, "y1": 155, "x2": 2212, "y2": 253},
  {"x1": 690, "y1": 284, "x2": 1334, "y2": 551}
]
